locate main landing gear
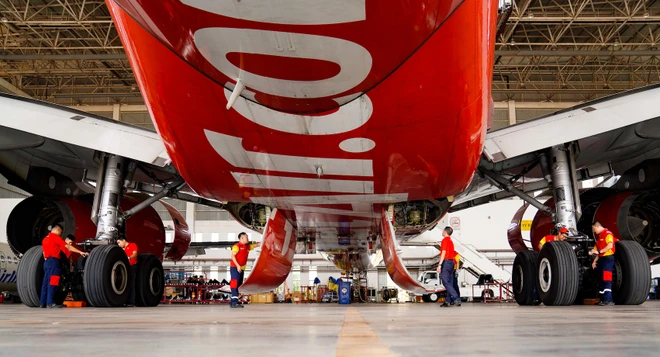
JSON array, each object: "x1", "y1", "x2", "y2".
[
  {"x1": 507, "y1": 146, "x2": 650, "y2": 306},
  {"x1": 17, "y1": 154, "x2": 177, "y2": 307}
]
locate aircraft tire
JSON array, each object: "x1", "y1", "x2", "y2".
[
  {"x1": 71, "y1": 257, "x2": 87, "y2": 302},
  {"x1": 513, "y1": 250, "x2": 540, "y2": 305},
  {"x1": 135, "y1": 254, "x2": 164, "y2": 307},
  {"x1": 537, "y1": 241, "x2": 579, "y2": 306},
  {"x1": 17, "y1": 246, "x2": 67, "y2": 307},
  {"x1": 613, "y1": 241, "x2": 651, "y2": 305},
  {"x1": 83, "y1": 245, "x2": 131, "y2": 307},
  {"x1": 17, "y1": 246, "x2": 44, "y2": 307}
]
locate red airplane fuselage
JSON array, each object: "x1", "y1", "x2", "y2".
[{"x1": 106, "y1": 0, "x2": 497, "y2": 279}]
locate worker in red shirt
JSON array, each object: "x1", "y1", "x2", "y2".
[
  {"x1": 117, "y1": 235, "x2": 138, "y2": 307},
  {"x1": 590, "y1": 221, "x2": 616, "y2": 306},
  {"x1": 436, "y1": 226, "x2": 459, "y2": 307},
  {"x1": 537, "y1": 226, "x2": 569, "y2": 250},
  {"x1": 230, "y1": 232, "x2": 261, "y2": 308},
  {"x1": 40, "y1": 224, "x2": 88, "y2": 308}
]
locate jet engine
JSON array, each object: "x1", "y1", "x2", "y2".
[{"x1": 6, "y1": 195, "x2": 189, "y2": 259}]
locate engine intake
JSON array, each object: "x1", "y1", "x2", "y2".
[{"x1": 6, "y1": 195, "x2": 172, "y2": 258}]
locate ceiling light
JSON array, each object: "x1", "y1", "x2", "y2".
[
  {"x1": 510, "y1": 40, "x2": 516, "y2": 46},
  {"x1": 644, "y1": 12, "x2": 650, "y2": 18},
  {"x1": 1, "y1": 17, "x2": 8, "y2": 23},
  {"x1": 527, "y1": 12, "x2": 534, "y2": 18}
]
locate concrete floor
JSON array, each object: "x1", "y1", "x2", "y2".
[{"x1": 0, "y1": 302, "x2": 659, "y2": 356}]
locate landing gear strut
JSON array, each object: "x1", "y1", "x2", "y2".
[
  {"x1": 18, "y1": 153, "x2": 179, "y2": 308},
  {"x1": 512, "y1": 144, "x2": 650, "y2": 306}
]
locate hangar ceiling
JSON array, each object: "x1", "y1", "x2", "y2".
[{"x1": 0, "y1": 0, "x2": 659, "y2": 126}]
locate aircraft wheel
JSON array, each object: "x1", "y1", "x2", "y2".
[
  {"x1": 513, "y1": 250, "x2": 541, "y2": 305},
  {"x1": 613, "y1": 241, "x2": 651, "y2": 305},
  {"x1": 17, "y1": 246, "x2": 67, "y2": 307},
  {"x1": 83, "y1": 245, "x2": 131, "y2": 307},
  {"x1": 71, "y1": 257, "x2": 87, "y2": 302},
  {"x1": 17, "y1": 246, "x2": 44, "y2": 307},
  {"x1": 537, "y1": 241, "x2": 579, "y2": 306},
  {"x1": 135, "y1": 254, "x2": 164, "y2": 307}
]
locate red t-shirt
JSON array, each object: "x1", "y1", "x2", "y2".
[
  {"x1": 440, "y1": 236, "x2": 456, "y2": 260},
  {"x1": 42, "y1": 233, "x2": 66, "y2": 259},
  {"x1": 230, "y1": 242, "x2": 255, "y2": 269},
  {"x1": 124, "y1": 243, "x2": 138, "y2": 265}
]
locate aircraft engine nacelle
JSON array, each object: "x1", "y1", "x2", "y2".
[
  {"x1": 6, "y1": 195, "x2": 172, "y2": 258},
  {"x1": 593, "y1": 191, "x2": 660, "y2": 259},
  {"x1": 224, "y1": 202, "x2": 271, "y2": 233}
]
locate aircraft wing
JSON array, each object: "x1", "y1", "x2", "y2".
[
  {"x1": 0, "y1": 93, "x2": 169, "y2": 167},
  {"x1": 452, "y1": 84, "x2": 660, "y2": 211}
]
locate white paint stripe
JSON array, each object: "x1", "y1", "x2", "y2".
[
  {"x1": 182, "y1": 0, "x2": 366, "y2": 25},
  {"x1": 293, "y1": 205, "x2": 379, "y2": 218},
  {"x1": 296, "y1": 221, "x2": 373, "y2": 228},
  {"x1": 282, "y1": 219, "x2": 293, "y2": 255},
  {"x1": 250, "y1": 193, "x2": 408, "y2": 207},
  {"x1": 232, "y1": 172, "x2": 374, "y2": 193},
  {"x1": 226, "y1": 88, "x2": 373, "y2": 135},
  {"x1": 205, "y1": 130, "x2": 373, "y2": 176}
]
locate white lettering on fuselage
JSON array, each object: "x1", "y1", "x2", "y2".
[
  {"x1": 192, "y1": 1, "x2": 408, "y2": 220},
  {"x1": 181, "y1": 0, "x2": 366, "y2": 25},
  {"x1": 194, "y1": 27, "x2": 372, "y2": 99}
]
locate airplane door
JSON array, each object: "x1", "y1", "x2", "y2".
[{"x1": 0, "y1": 252, "x2": 5, "y2": 270}]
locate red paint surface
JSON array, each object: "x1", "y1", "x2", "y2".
[
  {"x1": 379, "y1": 207, "x2": 442, "y2": 294},
  {"x1": 530, "y1": 198, "x2": 556, "y2": 253},
  {"x1": 507, "y1": 202, "x2": 530, "y2": 253},
  {"x1": 120, "y1": 195, "x2": 166, "y2": 258},
  {"x1": 105, "y1": 0, "x2": 498, "y2": 275},
  {"x1": 240, "y1": 209, "x2": 296, "y2": 294},
  {"x1": 161, "y1": 200, "x2": 191, "y2": 261},
  {"x1": 594, "y1": 192, "x2": 634, "y2": 242}
]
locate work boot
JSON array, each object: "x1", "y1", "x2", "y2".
[
  {"x1": 230, "y1": 304, "x2": 244, "y2": 308},
  {"x1": 439, "y1": 302, "x2": 450, "y2": 307},
  {"x1": 451, "y1": 301, "x2": 462, "y2": 307},
  {"x1": 40, "y1": 304, "x2": 47, "y2": 308},
  {"x1": 48, "y1": 304, "x2": 66, "y2": 308},
  {"x1": 597, "y1": 301, "x2": 615, "y2": 306}
]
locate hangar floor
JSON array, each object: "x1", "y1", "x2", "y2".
[{"x1": 0, "y1": 302, "x2": 658, "y2": 356}]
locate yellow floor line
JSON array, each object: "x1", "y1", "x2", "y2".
[{"x1": 335, "y1": 307, "x2": 398, "y2": 357}]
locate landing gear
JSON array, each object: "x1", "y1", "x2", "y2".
[
  {"x1": 83, "y1": 245, "x2": 132, "y2": 307},
  {"x1": 135, "y1": 254, "x2": 164, "y2": 307},
  {"x1": 512, "y1": 250, "x2": 540, "y2": 305}
]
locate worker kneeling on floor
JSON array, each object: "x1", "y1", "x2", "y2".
[
  {"x1": 40, "y1": 224, "x2": 88, "y2": 308},
  {"x1": 230, "y1": 232, "x2": 261, "y2": 308}
]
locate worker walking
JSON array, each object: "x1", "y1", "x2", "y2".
[
  {"x1": 230, "y1": 232, "x2": 261, "y2": 308},
  {"x1": 437, "y1": 227, "x2": 460, "y2": 307},
  {"x1": 40, "y1": 224, "x2": 88, "y2": 308},
  {"x1": 538, "y1": 226, "x2": 569, "y2": 250},
  {"x1": 590, "y1": 221, "x2": 616, "y2": 306},
  {"x1": 117, "y1": 235, "x2": 138, "y2": 307}
]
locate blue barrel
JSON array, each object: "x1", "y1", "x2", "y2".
[{"x1": 338, "y1": 281, "x2": 351, "y2": 304}]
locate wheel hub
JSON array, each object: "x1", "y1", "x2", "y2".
[
  {"x1": 515, "y1": 265, "x2": 524, "y2": 294},
  {"x1": 539, "y1": 257, "x2": 552, "y2": 293},
  {"x1": 111, "y1": 261, "x2": 128, "y2": 295},
  {"x1": 149, "y1": 267, "x2": 161, "y2": 296}
]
